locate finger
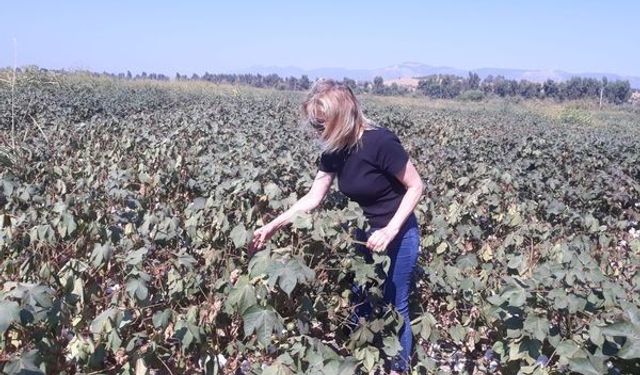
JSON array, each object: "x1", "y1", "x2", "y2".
[
  {"x1": 379, "y1": 241, "x2": 389, "y2": 252},
  {"x1": 372, "y1": 239, "x2": 382, "y2": 252},
  {"x1": 251, "y1": 236, "x2": 261, "y2": 248},
  {"x1": 366, "y1": 236, "x2": 373, "y2": 249},
  {"x1": 249, "y1": 234, "x2": 263, "y2": 252},
  {"x1": 254, "y1": 238, "x2": 263, "y2": 249},
  {"x1": 254, "y1": 233, "x2": 265, "y2": 245},
  {"x1": 374, "y1": 238, "x2": 388, "y2": 252},
  {"x1": 369, "y1": 234, "x2": 385, "y2": 249},
  {"x1": 249, "y1": 242, "x2": 262, "y2": 256},
  {"x1": 366, "y1": 235, "x2": 378, "y2": 250},
  {"x1": 366, "y1": 232, "x2": 380, "y2": 247},
  {"x1": 250, "y1": 237, "x2": 260, "y2": 250}
]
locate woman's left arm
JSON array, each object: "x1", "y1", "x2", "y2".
[{"x1": 366, "y1": 160, "x2": 424, "y2": 252}]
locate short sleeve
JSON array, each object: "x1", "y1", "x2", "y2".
[
  {"x1": 376, "y1": 130, "x2": 409, "y2": 176},
  {"x1": 318, "y1": 152, "x2": 338, "y2": 173}
]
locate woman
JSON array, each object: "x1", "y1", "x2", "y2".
[{"x1": 249, "y1": 79, "x2": 424, "y2": 373}]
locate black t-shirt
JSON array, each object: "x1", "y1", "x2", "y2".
[{"x1": 318, "y1": 127, "x2": 409, "y2": 228}]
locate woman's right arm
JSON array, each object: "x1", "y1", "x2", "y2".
[{"x1": 249, "y1": 171, "x2": 334, "y2": 253}]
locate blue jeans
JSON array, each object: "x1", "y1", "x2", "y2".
[{"x1": 350, "y1": 213, "x2": 420, "y2": 372}]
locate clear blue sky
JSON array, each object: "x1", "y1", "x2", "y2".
[{"x1": 2, "y1": 1, "x2": 639, "y2": 76}]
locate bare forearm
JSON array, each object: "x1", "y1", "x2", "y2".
[
  {"x1": 269, "y1": 195, "x2": 318, "y2": 230},
  {"x1": 386, "y1": 184, "x2": 423, "y2": 232}
]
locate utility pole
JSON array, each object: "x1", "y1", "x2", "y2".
[
  {"x1": 11, "y1": 37, "x2": 17, "y2": 149},
  {"x1": 599, "y1": 86, "x2": 604, "y2": 110}
]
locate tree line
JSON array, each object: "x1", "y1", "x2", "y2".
[
  {"x1": 180, "y1": 71, "x2": 633, "y2": 104},
  {"x1": 414, "y1": 73, "x2": 632, "y2": 104},
  {"x1": 42, "y1": 67, "x2": 635, "y2": 104},
  {"x1": 176, "y1": 73, "x2": 632, "y2": 104}
]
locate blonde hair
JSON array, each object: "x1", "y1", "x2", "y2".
[{"x1": 302, "y1": 79, "x2": 371, "y2": 153}]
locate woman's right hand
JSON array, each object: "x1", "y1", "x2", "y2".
[
  {"x1": 246, "y1": 171, "x2": 333, "y2": 256},
  {"x1": 248, "y1": 223, "x2": 277, "y2": 256}
]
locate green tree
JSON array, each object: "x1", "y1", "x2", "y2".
[
  {"x1": 417, "y1": 74, "x2": 464, "y2": 99},
  {"x1": 494, "y1": 76, "x2": 516, "y2": 97},
  {"x1": 518, "y1": 80, "x2": 541, "y2": 99},
  {"x1": 299, "y1": 75, "x2": 311, "y2": 90},
  {"x1": 467, "y1": 72, "x2": 480, "y2": 90},
  {"x1": 604, "y1": 80, "x2": 631, "y2": 104},
  {"x1": 480, "y1": 75, "x2": 495, "y2": 94},
  {"x1": 373, "y1": 76, "x2": 385, "y2": 95},
  {"x1": 343, "y1": 77, "x2": 357, "y2": 92},
  {"x1": 543, "y1": 79, "x2": 559, "y2": 99}
]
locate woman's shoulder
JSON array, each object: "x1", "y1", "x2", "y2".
[{"x1": 364, "y1": 125, "x2": 401, "y2": 145}]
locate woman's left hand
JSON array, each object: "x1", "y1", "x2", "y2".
[{"x1": 366, "y1": 226, "x2": 399, "y2": 253}]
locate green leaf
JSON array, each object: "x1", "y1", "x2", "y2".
[
  {"x1": 350, "y1": 256, "x2": 382, "y2": 286},
  {"x1": 152, "y1": 309, "x2": 171, "y2": 328},
  {"x1": 411, "y1": 313, "x2": 435, "y2": 341},
  {"x1": 262, "y1": 362, "x2": 291, "y2": 375},
  {"x1": 523, "y1": 315, "x2": 549, "y2": 342},
  {"x1": 0, "y1": 300, "x2": 20, "y2": 334},
  {"x1": 230, "y1": 223, "x2": 248, "y2": 248},
  {"x1": 226, "y1": 276, "x2": 256, "y2": 314},
  {"x1": 2, "y1": 349, "x2": 44, "y2": 374},
  {"x1": 448, "y1": 324, "x2": 466, "y2": 342},
  {"x1": 242, "y1": 306, "x2": 283, "y2": 347},
  {"x1": 336, "y1": 359, "x2": 359, "y2": 375},
  {"x1": 382, "y1": 336, "x2": 402, "y2": 357},
  {"x1": 457, "y1": 176, "x2": 470, "y2": 187},
  {"x1": 555, "y1": 340, "x2": 581, "y2": 359},
  {"x1": 90, "y1": 243, "x2": 113, "y2": 267},
  {"x1": 59, "y1": 212, "x2": 77, "y2": 237},
  {"x1": 456, "y1": 254, "x2": 478, "y2": 269},
  {"x1": 90, "y1": 308, "x2": 118, "y2": 335},
  {"x1": 600, "y1": 321, "x2": 636, "y2": 337},
  {"x1": 567, "y1": 293, "x2": 587, "y2": 313},
  {"x1": 354, "y1": 346, "x2": 379, "y2": 373},
  {"x1": 567, "y1": 357, "x2": 601, "y2": 375},
  {"x1": 436, "y1": 241, "x2": 448, "y2": 254},
  {"x1": 66, "y1": 335, "x2": 95, "y2": 363},
  {"x1": 126, "y1": 277, "x2": 149, "y2": 301},
  {"x1": 500, "y1": 284, "x2": 527, "y2": 307},
  {"x1": 588, "y1": 324, "x2": 604, "y2": 346},
  {"x1": 189, "y1": 197, "x2": 207, "y2": 211},
  {"x1": 518, "y1": 338, "x2": 542, "y2": 360},
  {"x1": 292, "y1": 212, "x2": 313, "y2": 229},
  {"x1": 266, "y1": 257, "x2": 315, "y2": 296},
  {"x1": 617, "y1": 340, "x2": 640, "y2": 359},
  {"x1": 263, "y1": 182, "x2": 282, "y2": 200},
  {"x1": 125, "y1": 247, "x2": 148, "y2": 266},
  {"x1": 174, "y1": 319, "x2": 203, "y2": 349},
  {"x1": 606, "y1": 315, "x2": 640, "y2": 359},
  {"x1": 349, "y1": 324, "x2": 375, "y2": 348},
  {"x1": 248, "y1": 248, "x2": 271, "y2": 277},
  {"x1": 446, "y1": 202, "x2": 461, "y2": 224}
]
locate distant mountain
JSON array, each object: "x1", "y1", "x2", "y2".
[{"x1": 230, "y1": 62, "x2": 640, "y2": 89}]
